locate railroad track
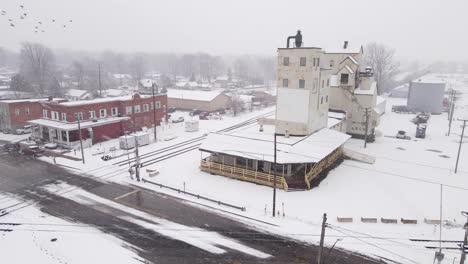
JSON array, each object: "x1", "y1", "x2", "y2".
[{"x1": 112, "y1": 111, "x2": 275, "y2": 168}]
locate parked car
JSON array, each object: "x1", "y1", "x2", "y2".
[
  {"x1": 190, "y1": 109, "x2": 202, "y2": 116},
  {"x1": 167, "y1": 107, "x2": 176, "y2": 113},
  {"x1": 171, "y1": 116, "x2": 184, "y2": 123},
  {"x1": 44, "y1": 143, "x2": 58, "y2": 149},
  {"x1": 2, "y1": 129, "x2": 11, "y2": 134},
  {"x1": 3, "y1": 143, "x2": 19, "y2": 152},
  {"x1": 396, "y1": 130, "x2": 406, "y2": 139},
  {"x1": 22, "y1": 146, "x2": 44, "y2": 157},
  {"x1": 199, "y1": 112, "x2": 210, "y2": 120},
  {"x1": 15, "y1": 125, "x2": 32, "y2": 135},
  {"x1": 209, "y1": 113, "x2": 222, "y2": 120},
  {"x1": 396, "y1": 130, "x2": 411, "y2": 140},
  {"x1": 101, "y1": 155, "x2": 112, "y2": 161}
]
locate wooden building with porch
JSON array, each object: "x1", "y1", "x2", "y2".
[{"x1": 199, "y1": 128, "x2": 350, "y2": 191}]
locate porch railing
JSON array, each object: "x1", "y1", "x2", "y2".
[{"x1": 200, "y1": 160, "x2": 288, "y2": 191}]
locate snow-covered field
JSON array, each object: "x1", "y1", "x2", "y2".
[{"x1": 4, "y1": 74, "x2": 468, "y2": 263}]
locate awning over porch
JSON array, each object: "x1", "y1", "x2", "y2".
[
  {"x1": 28, "y1": 116, "x2": 130, "y2": 131},
  {"x1": 199, "y1": 128, "x2": 351, "y2": 164}
]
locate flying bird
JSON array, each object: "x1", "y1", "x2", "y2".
[
  {"x1": 34, "y1": 26, "x2": 38, "y2": 29},
  {"x1": 23, "y1": 13, "x2": 27, "y2": 16},
  {"x1": 10, "y1": 23, "x2": 14, "y2": 27},
  {"x1": 20, "y1": 16, "x2": 24, "y2": 19},
  {"x1": 34, "y1": 31, "x2": 37, "y2": 33},
  {"x1": 52, "y1": 19, "x2": 55, "y2": 22},
  {"x1": 41, "y1": 30, "x2": 45, "y2": 33},
  {"x1": 38, "y1": 21, "x2": 42, "y2": 24},
  {"x1": 63, "y1": 25, "x2": 66, "y2": 28},
  {"x1": 69, "y1": 20, "x2": 72, "y2": 22},
  {"x1": 20, "y1": 5, "x2": 24, "y2": 9}
]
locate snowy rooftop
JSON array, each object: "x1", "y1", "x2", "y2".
[
  {"x1": 200, "y1": 127, "x2": 350, "y2": 164},
  {"x1": 0, "y1": 97, "x2": 63, "y2": 104},
  {"x1": 325, "y1": 45, "x2": 362, "y2": 54},
  {"x1": 59, "y1": 94, "x2": 151, "y2": 107},
  {"x1": 167, "y1": 89, "x2": 223, "y2": 102},
  {"x1": 65, "y1": 89, "x2": 89, "y2": 97},
  {"x1": 28, "y1": 116, "x2": 129, "y2": 131},
  {"x1": 354, "y1": 82, "x2": 376, "y2": 95}
]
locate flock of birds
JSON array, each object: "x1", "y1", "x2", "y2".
[{"x1": 1, "y1": 4, "x2": 73, "y2": 33}]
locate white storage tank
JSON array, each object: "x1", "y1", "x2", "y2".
[
  {"x1": 133, "y1": 132, "x2": 150, "y2": 146},
  {"x1": 185, "y1": 120, "x2": 199, "y2": 132},
  {"x1": 119, "y1": 135, "x2": 135, "y2": 150}
]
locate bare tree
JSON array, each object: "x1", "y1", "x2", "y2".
[
  {"x1": 19, "y1": 42, "x2": 56, "y2": 96},
  {"x1": 129, "y1": 54, "x2": 147, "y2": 84},
  {"x1": 364, "y1": 42, "x2": 399, "y2": 94},
  {"x1": 229, "y1": 92, "x2": 244, "y2": 116}
]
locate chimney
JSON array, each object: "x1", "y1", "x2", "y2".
[{"x1": 343, "y1": 41, "x2": 349, "y2": 49}]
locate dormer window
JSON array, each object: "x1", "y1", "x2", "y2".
[{"x1": 340, "y1": 73, "x2": 349, "y2": 85}]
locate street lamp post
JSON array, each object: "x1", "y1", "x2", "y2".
[
  {"x1": 152, "y1": 83, "x2": 157, "y2": 142},
  {"x1": 272, "y1": 133, "x2": 277, "y2": 217}
]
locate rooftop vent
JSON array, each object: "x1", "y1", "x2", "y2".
[
  {"x1": 286, "y1": 30, "x2": 303, "y2": 48},
  {"x1": 343, "y1": 41, "x2": 349, "y2": 49}
]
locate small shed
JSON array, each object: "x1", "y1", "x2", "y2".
[
  {"x1": 185, "y1": 120, "x2": 199, "y2": 132},
  {"x1": 119, "y1": 135, "x2": 135, "y2": 150},
  {"x1": 133, "y1": 132, "x2": 150, "y2": 146},
  {"x1": 407, "y1": 79, "x2": 446, "y2": 114}
]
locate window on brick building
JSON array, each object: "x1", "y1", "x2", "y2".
[
  {"x1": 111, "y1": 107, "x2": 118, "y2": 116},
  {"x1": 15, "y1": 108, "x2": 20, "y2": 116},
  {"x1": 61, "y1": 113, "x2": 67, "y2": 121},
  {"x1": 155, "y1": 101, "x2": 161, "y2": 109},
  {"x1": 25, "y1": 107, "x2": 30, "y2": 115},
  {"x1": 283, "y1": 57, "x2": 289, "y2": 66},
  {"x1": 75, "y1": 112, "x2": 83, "y2": 121},
  {"x1": 134, "y1": 105, "x2": 141, "y2": 113},
  {"x1": 143, "y1": 104, "x2": 149, "y2": 112},
  {"x1": 51, "y1": 111, "x2": 59, "y2": 120},
  {"x1": 42, "y1": 109, "x2": 48, "y2": 118},
  {"x1": 89, "y1": 111, "x2": 96, "y2": 119},
  {"x1": 99, "y1": 109, "x2": 107, "y2": 118},
  {"x1": 150, "y1": 102, "x2": 154, "y2": 110},
  {"x1": 126, "y1": 106, "x2": 132, "y2": 115}
]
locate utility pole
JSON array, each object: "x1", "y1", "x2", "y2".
[
  {"x1": 448, "y1": 90, "x2": 455, "y2": 136},
  {"x1": 134, "y1": 136, "x2": 141, "y2": 182},
  {"x1": 363, "y1": 108, "x2": 370, "y2": 148},
  {"x1": 460, "y1": 211, "x2": 468, "y2": 264},
  {"x1": 272, "y1": 133, "x2": 277, "y2": 217},
  {"x1": 98, "y1": 63, "x2": 102, "y2": 97},
  {"x1": 152, "y1": 82, "x2": 157, "y2": 142},
  {"x1": 317, "y1": 213, "x2": 327, "y2": 264},
  {"x1": 76, "y1": 114, "x2": 85, "y2": 164},
  {"x1": 455, "y1": 119, "x2": 467, "y2": 174}
]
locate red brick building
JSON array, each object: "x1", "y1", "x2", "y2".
[
  {"x1": 28, "y1": 93, "x2": 167, "y2": 147},
  {"x1": 0, "y1": 98, "x2": 66, "y2": 132}
]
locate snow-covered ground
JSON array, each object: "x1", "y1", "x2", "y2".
[
  {"x1": 0, "y1": 196, "x2": 144, "y2": 264},
  {"x1": 5, "y1": 74, "x2": 468, "y2": 263}
]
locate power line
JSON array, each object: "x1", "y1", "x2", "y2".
[{"x1": 328, "y1": 226, "x2": 419, "y2": 264}]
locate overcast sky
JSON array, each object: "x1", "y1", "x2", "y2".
[{"x1": 1, "y1": 0, "x2": 467, "y2": 61}]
